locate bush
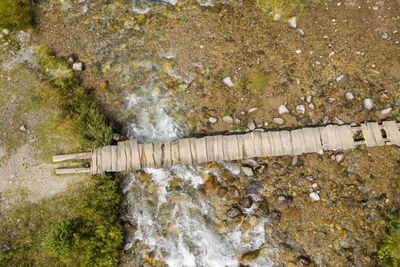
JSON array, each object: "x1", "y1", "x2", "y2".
[
  {"x1": 378, "y1": 213, "x2": 400, "y2": 266},
  {"x1": 0, "y1": 0, "x2": 33, "y2": 30}
]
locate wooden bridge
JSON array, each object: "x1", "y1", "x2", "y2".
[{"x1": 53, "y1": 121, "x2": 400, "y2": 175}]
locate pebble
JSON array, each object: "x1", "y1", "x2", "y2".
[
  {"x1": 72, "y1": 62, "x2": 83, "y2": 71},
  {"x1": 334, "y1": 117, "x2": 344, "y2": 125},
  {"x1": 299, "y1": 29, "x2": 305, "y2": 36},
  {"x1": 308, "y1": 103, "x2": 315, "y2": 110},
  {"x1": 273, "y1": 117, "x2": 285, "y2": 125},
  {"x1": 247, "y1": 121, "x2": 256, "y2": 130},
  {"x1": 241, "y1": 166, "x2": 254, "y2": 177},
  {"x1": 336, "y1": 74, "x2": 345, "y2": 82},
  {"x1": 309, "y1": 192, "x2": 320, "y2": 201},
  {"x1": 363, "y1": 98, "x2": 374, "y2": 110},
  {"x1": 335, "y1": 152, "x2": 345, "y2": 163},
  {"x1": 296, "y1": 49, "x2": 302, "y2": 54},
  {"x1": 306, "y1": 95, "x2": 312, "y2": 103},
  {"x1": 277, "y1": 195, "x2": 286, "y2": 201},
  {"x1": 223, "y1": 115, "x2": 234, "y2": 123},
  {"x1": 381, "y1": 33, "x2": 388, "y2": 39},
  {"x1": 273, "y1": 13, "x2": 281, "y2": 21},
  {"x1": 379, "y1": 107, "x2": 392, "y2": 116},
  {"x1": 240, "y1": 111, "x2": 246, "y2": 116},
  {"x1": 295, "y1": 104, "x2": 306, "y2": 114},
  {"x1": 248, "y1": 107, "x2": 258, "y2": 113},
  {"x1": 223, "y1": 77, "x2": 235, "y2": 87},
  {"x1": 209, "y1": 117, "x2": 218, "y2": 123},
  {"x1": 288, "y1": 17, "x2": 297, "y2": 28},
  {"x1": 291, "y1": 155, "x2": 298, "y2": 166},
  {"x1": 372, "y1": 6, "x2": 379, "y2": 10},
  {"x1": 312, "y1": 183, "x2": 318, "y2": 189},
  {"x1": 345, "y1": 92, "x2": 354, "y2": 100},
  {"x1": 19, "y1": 125, "x2": 27, "y2": 132},
  {"x1": 278, "y1": 104, "x2": 289, "y2": 115},
  {"x1": 328, "y1": 97, "x2": 336, "y2": 104}
]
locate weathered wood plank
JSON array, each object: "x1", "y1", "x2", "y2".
[
  {"x1": 129, "y1": 140, "x2": 141, "y2": 170},
  {"x1": 337, "y1": 125, "x2": 355, "y2": 150},
  {"x1": 368, "y1": 122, "x2": 385, "y2": 146},
  {"x1": 179, "y1": 138, "x2": 192, "y2": 165},
  {"x1": 213, "y1": 135, "x2": 224, "y2": 161},
  {"x1": 291, "y1": 129, "x2": 302, "y2": 155},
  {"x1": 91, "y1": 149, "x2": 97, "y2": 174},
  {"x1": 195, "y1": 137, "x2": 207, "y2": 164},
  {"x1": 53, "y1": 152, "x2": 91, "y2": 163},
  {"x1": 253, "y1": 132, "x2": 263, "y2": 157},
  {"x1": 260, "y1": 132, "x2": 272, "y2": 156},
  {"x1": 225, "y1": 135, "x2": 239, "y2": 161},
  {"x1": 124, "y1": 142, "x2": 133, "y2": 171},
  {"x1": 163, "y1": 141, "x2": 172, "y2": 168},
  {"x1": 171, "y1": 141, "x2": 180, "y2": 166},
  {"x1": 153, "y1": 141, "x2": 163, "y2": 167},
  {"x1": 383, "y1": 121, "x2": 400, "y2": 146},
  {"x1": 243, "y1": 133, "x2": 256, "y2": 159},
  {"x1": 56, "y1": 168, "x2": 91, "y2": 175},
  {"x1": 326, "y1": 125, "x2": 340, "y2": 150},
  {"x1": 111, "y1": 146, "x2": 118, "y2": 172},
  {"x1": 271, "y1": 131, "x2": 283, "y2": 156},
  {"x1": 117, "y1": 142, "x2": 127, "y2": 171},
  {"x1": 361, "y1": 123, "x2": 377, "y2": 147},
  {"x1": 237, "y1": 135, "x2": 245, "y2": 159},
  {"x1": 205, "y1": 136, "x2": 215, "y2": 162},
  {"x1": 102, "y1": 146, "x2": 112, "y2": 172},
  {"x1": 280, "y1": 130, "x2": 292, "y2": 155}
]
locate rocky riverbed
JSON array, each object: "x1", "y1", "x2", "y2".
[{"x1": 32, "y1": 0, "x2": 400, "y2": 266}]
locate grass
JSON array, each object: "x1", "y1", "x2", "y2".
[
  {"x1": 256, "y1": 0, "x2": 306, "y2": 20},
  {"x1": 231, "y1": 122, "x2": 247, "y2": 132},
  {"x1": 0, "y1": 0, "x2": 33, "y2": 30},
  {"x1": 235, "y1": 70, "x2": 267, "y2": 95},
  {"x1": 378, "y1": 212, "x2": 400, "y2": 266}
]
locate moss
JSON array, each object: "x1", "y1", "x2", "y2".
[
  {"x1": 256, "y1": 0, "x2": 306, "y2": 20},
  {"x1": 231, "y1": 122, "x2": 247, "y2": 132},
  {"x1": 236, "y1": 70, "x2": 267, "y2": 95},
  {"x1": 378, "y1": 212, "x2": 400, "y2": 266},
  {"x1": 0, "y1": 0, "x2": 33, "y2": 30}
]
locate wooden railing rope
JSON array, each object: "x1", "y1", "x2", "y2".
[{"x1": 53, "y1": 121, "x2": 400, "y2": 175}]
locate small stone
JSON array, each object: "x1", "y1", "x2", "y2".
[
  {"x1": 363, "y1": 98, "x2": 374, "y2": 110},
  {"x1": 209, "y1": 117, "x2": 218, "y2": 123},
  {"x1": 273, "y1": 117, "x2": 285, "y2": 125},
  {"x1": 273, "y1": 13, "x2": 281, "y2": 21},
  {"x1": 372, "y1": 6, "x2": 379, "y2": 10},
  {"x1": 329, "y1": 51, "x2": 335, "y2": 57},
  {"x1": 309, "y1": 192, "x2": 320, "y2": 201},
  {"x1": 379, "y1": 107, "x2": 392, "y2": 116},
  {"x1": 241, "y1": 166, "x2": 254, "y2": 176},
  {"x1": 296, "y1": 49, "x2": 302, "y2": 54},
  {"x1": 288, "y1": 17, "x2": 297, "y2": 28},
  {"x1": 19, "y1": 125, "x2": 27, "y2": 132},
  {"x1": 72, "y1": 62, "x2": 83, "y2": 71},
  {"x1": 334, "y1": 117, "x2": 344, "y2": 125},
  {"x1": 345, "y1": 92, "x2": 354, "y2": 100},
  {"x1": 278, "y1": 104, "x2": 289, "y2": 115},
  {"x1": 299, "y1": 29, "x2": 305, "y2": 36},
  {"x1": 336, "y1": 74, "x2": 345, "y2": 82},
  {"x1": 247, "y1": 121, "x2": 256, "y2": 130},
  {"x1": 226, "y1": 207, "x2": 242, "y2": 218},
  {"x1": 381, "y1": 33, "x2": 388, "y2": 39},
  {"x1": 204, "y1": 175, "x2": 218, "y2": 193},
  {"x1": 335, "y1": 152, "x2": 345, "y2": 163},
  {"x1": 306, "y1": 95, "x2": 312, "y2": 103},
  {"x1": 223, "y1": 115, "x2": 234, "y2": 123},
  {"x1": 248, "y1": 107, "x2": 258, "y2": 113},
  {"x1": 308, "y1": 103, "x2": 315, "y2": 110},
  {"x1": 2, "y1": 29, "x2": 9, "y2": 35},
  {"x1": 295, "y1": 104, "x2": 306, "y2": 114},
  {"x1": 277, "y1": 195, "x2": 286, "y2": 201},
  {"x1": 223, "y1": 77, "x2": 235, "y2": 87},
  {"x1": 240, "y1": 249, "x2": 260, "y2": 263},
  {"x1": 296, "y1": 256, "x2": 311, "y2": 266},
  {"x1": 240, "y1": 111, "x2": 246, "y2": 116},
  {"x1": 328, "y1": 97, "x2": 336, "y2": 104},
  {"x1": 312, "y1": 183, "x2": 318, "y2": 189},
  {"x1": 291, "y1": 155, "x2": 298, "y2": 166}
]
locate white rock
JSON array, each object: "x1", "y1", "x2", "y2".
[
  {"x1": 209, "y1": 117, "x2": 218, "y2": 123},
  {"x1": 223, "y1": 115, "x2": 234, "y2": 123},
  {"x1": 277, "y1": 195, "x2": 286, "y2": 201},
  {"x1": 72, "y1": 62, "x2": 83, "y2": 71},
  {"x1": 372, "y1": 6, "x2": 379, "y2": 10},
  {"x1": 278, "y1": 104, "x2": 289, "y2": 115},
  {"x1": 299, "y1": 29, "x2": 305, "y2": 36},
  {"x1": 336, "y1": 74, "x2": 345, "y2": 82},
  {"x1": 273, "y1": 13, "x2": 281, "y2": 21},
  {"x1": 345, "y1": 92, "x2": 354, "y2": 100},
  {"x1": 306, "y1": 95, "x2": 312, "y2": 103},
  {"x1": 335, "y1": 152, "x2": 345, "y2": 163},
  {"x1": 295, "y1": 104, "x2": 306, "y2": 114},
  {"x1": 241, "y1": 166, "x2": 254, "y2": 176},
  {"x1": 309, "y1": 192, "x2": 320, "y2": 201},
  {"x1": 308, "y1": 103, "x2": 315, "y2": 110},
  {"x1": 296, "y1": 49, "x2": 302, "y2": 54},
  {"x1": 312, "y1": 183, "x2": 318, "y2": 189},
  {"x1": 247, "y1": 121, "x2": 256, "y2": 130},
  {"x1": 329, "y1": 51, "x2": 335, "y2": 57},
  {"x1": 240, "y1": 111, "x2": 246, "y2": 116},
  {"x1": 363, "y1": 98, "x2": 374, "y2": 110},
  {"x1": 334, "y1": 117, "x2": 344, "y2": 125},
  {"x1": 380, "y1": 107, "x2": 392, "y2": 116},
  {"x1": 19, "y1": 125, "x2": 27, "y2": 132},
  {"x1": 234, "y1": 118, "x2": 241, "y2": 123},
  {"x1": 381, "y1": 33, "x2": 388, "y2": 39},
  {"x1": 248, "y1": 107, "x2": 258, "y2": 113},
  {"x1": 2, "y1": 29, "x2": 9, "y2": 35},
  {"x1": 288, "y1": 17, "x2": 297, "y2": 28},
  {"x1": 328, "y1": 97, "x2": 336, "y2": 104},
  {"x1": 273, "y1": 117, "x2": 285, "y2": 125},
  {"x1": 223, "y1": 77, "x2": 235, "y2": 87}
]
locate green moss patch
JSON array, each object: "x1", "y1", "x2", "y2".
[
  {"x1": 378, "y1": 212, "x2": 400, "y2": 266},
  {"x1": 236, "y1": 70, "x2": 267, "y2": 95},
  {"x1": 256, "y1": 0, "x2": 306, "y2": 20},
  {"x1": 0, "y1": 0, "x2": 33, "y2": 30}
]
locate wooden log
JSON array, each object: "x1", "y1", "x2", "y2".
[
  {"x1": 195, "y1": 137, "x2": 207, "y2": 164},
  {"x1": 91, "y1": 149, "x2": 97, "y2": 174},
  {"x1": 129, "y1": 140, "x2": 141, "y2": 170},
  {"x1": 179, "y1": 138, "x2": 192, "y2": 165},
  {"x1": 111, "y1": 145, "x2": 118, "y2": 171},
  {"x1": 383, "y1": 121, "x2": 400, "y2": 146},
  {"x1": 260, "y1": 132, "x2": 272, "y2": 156},
  {"x1": 280, "y1": 130, "x2": 292, "y2": 155},
  {"x1": 102, "y1": 146, "x2": 112, "y2": 172},
  {"x1": 163, "y1": 141, "x2": 172, "y2": 168},
  {"x1": 56, "y1": 168, "x2": 91, "y2": 175},
  {"x1": 117, "y1": 142, "x2": 127, "y2": 171},
  {"x1": 153, "y1": 141, "x2": 163, "y2": 168},
  {"x1": 205, "y1": 136, "x2": 215, "y2": 162},
  {"x1": 361, "y1": 123, "x2": 377, "y2": 147},
  {"x1": 243, "y1": 133, "x2": 256, "y2": 159},
  {"x1": 253, "y1": 132, "x2": 263, "y2": 157},
  {"x1": 368, "y1": 122, "x2": 385, "y2": 146},
  {"x1": 53, "y1": 152, "x2": 91, "y2": 162}
]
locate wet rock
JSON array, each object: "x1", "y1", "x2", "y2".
[
  {"x1": 208, "y1": 117, "x2": 218, "y2": 123},
  {"x1": 19, "y1": 125, "x2": 27, "y2": 132},
  {"x1": 72, "y1": 62, "x2": 83, "y2": 71},
  {"x1": 245, "y1": 180, "x2": 263, "y2": 195},
  {"x1": 278, "y1": 104, "x2": 289, "y2": 115},
  {"x1": 226, "y1": 207, "x2": 242, "y2": 218},
  {"x1": 247, "y1": 121, "x2": 256, "y2": 130},
  {"x1": 309, "y1": 192, "x2": 320, "y2": 201},
  {"x1": 241, "y1": 166, "x2": 254, "y2": 176},
  {"x1": 345, "y1": 92, "x2": 355, "y2": 100},
  {"x1": 363, "y1": 98, "x2": 374, "y2": 110},
  {"x1": 256, "y1": 198, "x2": 270, "y2": 216},
  {"x1": 240, "y1": 249, "x2": 260, "y2": 263},
  {"x1": 223, "y1": 115, "x2": 233, "y2": 123},
  {"x1": 240, "y1": 197, "x2": 254, "y2": 209},
  {"x1": 278, "y1": 195, "x2": 286, "y2": 201},
  {"x1": 295, "y1": 104, "x2": 306, "y2": 114},
  {"x1": 248, "y1": 107, "x2": 258, "y2": 113},
  {"x1": 223, "y1": 77, "x2": 234, "y2": 87},
  {"x1": 217, "y1": 187, "x2": 227, "y2": 198},
  {"x1": 296, "y1": 256, "x2": 311, "y2": 266},
  {"x1": 273, "y1": 117, "x2": 285, "y2": 125},
  {"x1": 334, "y1": 117, "x2": 344, "y2": 125},
  {"x1": 288, "y1": 17, "x2": 297, "y2": 28},
  {"x1": 335, "y1": 152, "x2": 345, "y2": 163},
  {"x1": 204, "y1": 175, "x2": 218, "y2": 193},
  {"x1": 227, "y1": 186, "x2": 241, "y2": 200}
]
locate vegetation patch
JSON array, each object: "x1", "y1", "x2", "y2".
[
  {"x1": 378, "y1": 212, "x2": 400, "y2": 266},
  {"x1": 236, "y1": 70, "x2": 267, "y2": 95},
  {"x1": 256, "y1": 0, "x2": 306, "y2": 20},
  {"x1": 0, "y1": 0, "x2": 33, "y2": 30}
]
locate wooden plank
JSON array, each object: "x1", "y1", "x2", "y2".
[
  {"x1": 124, "y1": 142, "x2": 133, "y2": 171},
  {"x1": 222, "y1": 136, "x2": 230, "y2": 161},
  {"x1": 311, "y1": 127, "x2": 323, "y2": 153},
  {"x1": 237, "y1": 135, "x2": 245, "y2": 159},
  {"x1": 243, "y1": 133, "x2": 256, "y2": 159},
  {"x1": 368, "y1": 122, "x2": 385, "y2": 146},
  {"x1": 178, "y1": 138, "x2": 192, "y2": 165},
  {"x1": 205, "y1": 136, "x2": 215, "y2": 162},
  {"x1": 91, "y1": 149, "x2": 97, "y2": 174},
  {"x1": 129, "y1": 140, "x2": 141, "y2": 170},
  {"x1": 142, "y1": 143, "x2": 155, "y2": 168},
  {"x1": 171, "y1": 141, "x2": 180, "y2": 165},
  {"x1": 153, "y1": 141, "x2": 163, "y2": 168},
  {"x1": 213, "y1": 135, "x2": 224, "y2": 161},
  {"x1": 102, "y1": 146, "x2": 112, "y2": 172},
  {"x1": 163, "y1": 141, "x2": 172, "y2": 168},
  {"x1": 253, "y1": 132, "x2": 263, "y2": 157},
  {"x1": 53, "y1": 152, "x2": 91, "y2": 162},
  {"x1": 97, "y1": 147, "x2": 104, "y2": 174},
  {"x1": 361, "y1": 123, "x2": 377, "y2": 147},
  {"x1": 319, "y1": 127, "x2": 329, "y2": 150},
  {"x1": 271, "y1": 131, "x2": 283, "y2": 156},
  {"x1": 260, "y1": 132, "x2": 272, "y2": 156},
  {"x1": 56, "y1": 168, "x2": 91, "y2": 175},
  {"x1": 111, "y1": 146, "x2": 118, "y2": 172},
  {"x1": 302, "y1": 128, "x2": 315, "y2": 153},
  {"x1": 325, "y1": 125, "x2": 340, "y2": 150},
  {"x1": 195, "y1": 137, "x2": 207, "y2": 164},
  {"x1": 383, "y1": 121, "x2": 400, "y2": 146},
  {"x1": 280, "y1": 130, "x2": 292, "y2": 155},
  {"x1": 291, "y1": 129, "x2": 302, "y2": 155},
  {"x1": 225, "y1": 135, "x2": 239, "y2": 161},
  {"x1": 337, "y1": 125, "x2": 355, "y2": 150},
  {"x1": 117, "y1": 142, "x2": 127, "y2": 171},
  {"x1": 138, "y1": 144, "x2": 146, "y2": 169},
  {"x1": 190, "y1": 138, "x2": 198, "y2": 164}
]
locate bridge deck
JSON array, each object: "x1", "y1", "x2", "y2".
[{"x1": 53, "y1": 121, "x2": 400, "y2": 175}]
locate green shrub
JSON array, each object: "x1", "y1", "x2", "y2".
[
  {"x1": 378, "y1": 213, "x2": 400, "y2": 266},
  {"x1": 0, "y1": 0, "x2": 33, "y2": 30}
]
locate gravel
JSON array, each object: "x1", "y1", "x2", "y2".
[{"x1": 363, "y1": 98, "x2": 374, "y2": 110}]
